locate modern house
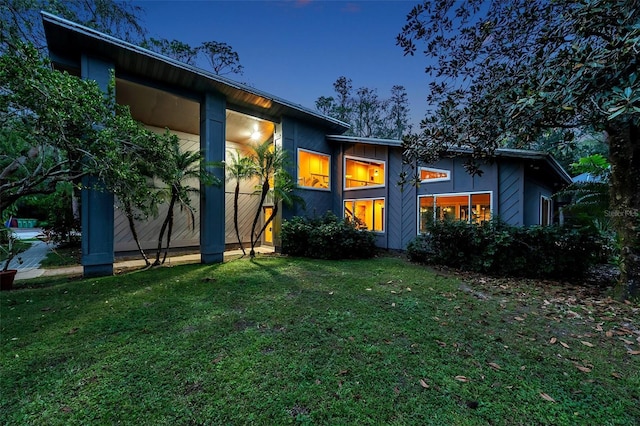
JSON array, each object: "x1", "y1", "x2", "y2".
[{"x1": 42, "y1": 13, "x2": 572, "y2": 277}]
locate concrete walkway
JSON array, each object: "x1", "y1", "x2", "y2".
[{"x1": 8, "y1": 228, "x2": 274, "y2": 281}]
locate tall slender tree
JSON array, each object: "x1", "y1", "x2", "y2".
[
  {"x1": 247, "y1": 140, "x2": 289, "y2": 258},
  {"x1": 225, "y1": 149, "x2": 258, "y2": 256}
]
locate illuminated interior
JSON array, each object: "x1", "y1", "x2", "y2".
[
  {"x1": 345, "y1": 157, "x2": 385, "y2": 189},
  {"x1": 420, "y1": 167, "x2": 450, "y2": 182},
  {"x1": 298, "y1": 149, "x2": 330, "y2": 189},
  {"x1": 419, "y1": 192, "x2": 491, "y2": 233},
  {"x1": 344, "y1": 199, "x2": 385, "y2": 232}
]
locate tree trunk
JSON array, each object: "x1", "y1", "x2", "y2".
[
  {"x1": 124, "y1": 202, "x2": 150, "y2": 266},
  {"x1": 161, "y1": 203, "x2": 175, "y2": 265},
  {"x1": 154, "y1": 195, "x2": 176, "y2": 266},
  {"x1": 249, "y1": 179, "x2": 270, "y2": 258},
  {"x1": 607, "y1": 122, "x2": 640, "y2": 300},
  {"x1": 233, "y1": 182, "x2": 245, "y2": 256}
]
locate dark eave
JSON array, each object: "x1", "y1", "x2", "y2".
[
  {"x1": 446, "y1": 147, "x2": 572, "y2": 185},
  {"x1": 41, "y1": 12, "x2": 349, "y2": 134},
  {"x1": 326, "y1": 134, "x2": 402, "y2": 147}
]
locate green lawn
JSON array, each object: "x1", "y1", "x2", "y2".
[{"x1": 1, "y1": 255, "x2": 638, "y2": 425}]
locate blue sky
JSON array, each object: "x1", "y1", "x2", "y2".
[{"x1": 133, "y1": 0, "x2": 431, "y2": 128}]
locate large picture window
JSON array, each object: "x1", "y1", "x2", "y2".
[
  {"x1": 418, "y1": 192, "x2": 492, "y2": 233},
  {"x1": 298, "y1": 149, "x2": 330, "y2": 190},
  {"x1": 344, "y1": 198, "x2": 385, "y2": 232},
  {"x1": 344, "y1": 156, "x2": 385, "y2": 189}
]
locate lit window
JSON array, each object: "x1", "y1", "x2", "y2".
[
  {"x1": 418, "y1": 192, "x2": 492, "y2": 232},
  {"x1": 344, "y1": 156, "x2": 385, "y2": 189},
  {"x1": 344, "y1": 198, "x2": 385, "y2": 232},
  {"x1": 420, "y1": 167, "x2": 450, "y2": 182},
  {"x1": 298, "y1": 149, "x2": 330, "y2": 189}
]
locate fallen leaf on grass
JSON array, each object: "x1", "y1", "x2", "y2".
[
  {"x1": 419, "y1": 379, "x2": 429, "y2": 389},
  {"x1": 611, "y1": 372, "x2": 622, "y2": 379},
  {"x1": 560, "y1": 341, "x2": 570, "y2": 349},
  {"x1": 455, "y1": 376, "x2": 470, "y2": 382},
  {"x1": 514, "y1": 316, "x2": 525, "y2": 321},
  {"x1": 488, "y1": 362, "x2": 501, "y2": 370},
  {"x1": 576, "y1": 365, "x2": 592, "y2": 373},
  {"x1": 540, "y1": 393, "x2": 556, "y2": 402},
  {"x1": 605, "y1": 330, "x2": 614, "y2": 337},
  {"x1": 581, "y1": 341, "x2": 594, "y2": 347},
  {"x1": 436, "y1": 340, "x2": 447, "y2": 347},
  {"x1": 628, "y1": 350, "x2": 640, "y2": 355},
  {"x1": 550, "y1": 337, "x2": 557, "y2": 344},
  {"x1": 620, "y1": 338, "x2": 634, "y2": 345}
]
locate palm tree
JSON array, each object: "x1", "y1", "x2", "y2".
[
  {"x1": 248, "y1": 140, "x2": 288, "y2": 258},
  {"x1": 252, "y1": 170, "x2": 303, "y2": 250},
  {"x1": 154, "y1": 138, "x2": 220, "y2": 265},
  {"x1": 225, "y1": 149, "x2": 257, "y2": 256}
]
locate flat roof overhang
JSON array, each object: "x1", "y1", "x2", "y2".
[{"x1": 42, "y1": 12, "x2": 349, "y2": 134}]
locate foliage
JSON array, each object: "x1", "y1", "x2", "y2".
[
  {"x1": 281, "y1": 212, "x2": 376, "y2": 260},
  {"x1": 142, "y1": 38, "x2": 244, "y2": 76},
  {"x1": 152, "y1": 139, "x2": 220, "y2": 266},
  {"x1": 38, "y1": 183, "x2": 81, "y2": 247},
  {"x1": 558, "y1": 154, "x2": 612, "y2": 232},
  {"x1": 0, "y1": 0, "x2": 145, "y2": 52},
  {"x1": 407, "y1": 220, "x2": 609, "y2": 281},
  {"x1": 1, "y1": 256, "x2": 638, "y2": 424},
  {"x1": 225, "y1": 149, "x2": 258, "y2": 256},
  {"x1": 246, "y1": 140, "x2": 300, "y2": 258},
  {"x1": 0, "y1": 225, "x2": 25, "y2": 271},
  {"x1": 316, "y1": 76, "x2": 411, "y2": 139},
  {"x1": 397, "y1": 0, "x2": 640, "y2": 299},
  {"x1": 0, "y1": 44, "x2": 167, "y2": 213}
]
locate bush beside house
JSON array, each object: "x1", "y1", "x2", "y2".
[
  {"x1": 281, "y1": 212, "x2": 376, "y2": 260},
  {"x1": 407, "y1": 219, "x2": 610, "y2": 281}
]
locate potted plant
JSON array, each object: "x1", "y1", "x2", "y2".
[{"x1": 1, "y1": 225, "x2": 24, "y2": 291}]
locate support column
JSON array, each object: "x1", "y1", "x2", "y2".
[
  {"x1": 81, "y1": 55, "x2": 114, "y2": 277},
  {"x1": 200, "y1": 92, "x2": 226, "y2": 263}
]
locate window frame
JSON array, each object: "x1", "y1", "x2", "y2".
[
  {"x1": 297, "y1": 148, "x2": 331, "y2": 191},
  {"x1": 343, "y1": 155, "x2": 386, "y2": 190},
  {"x1": 540, "y1": 195, "x2": 552, "y2": 226},
  {"x1": 419, "y1": 167, "x2": 451, "y2": 183},
  {"x1": 417, "y1": 191, "x2": 493, "y2": 234},
  {"x1": 343, "y1": 197, "x2": 386, "y2": 233}
]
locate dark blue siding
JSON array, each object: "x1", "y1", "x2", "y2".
[{"x1": 498, "y1": 162, "x2": 524, "y2": 225}]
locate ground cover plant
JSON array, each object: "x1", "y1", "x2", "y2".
[{"x1": 1, "y1": 255, "x2": 638, "y2": 425}]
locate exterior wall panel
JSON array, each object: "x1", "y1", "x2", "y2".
[{"x1": 498, "y1": 162, "x2": 524, "y2": 226}]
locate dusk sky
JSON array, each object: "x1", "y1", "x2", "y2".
[{"x1": 133, "y1": 0, "x2": 432, "y2": 128}]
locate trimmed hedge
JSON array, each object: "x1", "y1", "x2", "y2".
[
  {"x1": 281, "y1": 212, "x2": 377, "y2": 260},
  {"x1": 407, "y1": 219, "x2": 609, "y2": 280}
]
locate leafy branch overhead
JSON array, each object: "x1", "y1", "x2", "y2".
[{"x1": 397, "y1": 0, "x2": 640, "y2": 299}]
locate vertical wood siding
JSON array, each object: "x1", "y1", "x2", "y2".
[{"x1": 498, "y1": 162, "x2": 524, "y2": 226}]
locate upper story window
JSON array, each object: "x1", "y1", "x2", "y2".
[
  {"x1": 420, "y1": 167, "x2": 450, "y2": 183},
  {"x1": 298, "y1": 149, "x2": 330, "y2": 190},
  {"x1": 344, "y1": 156, "x2": 385, "y2": 189}
]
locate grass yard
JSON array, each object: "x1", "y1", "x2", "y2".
[{"x1": 1, "y1": 255, "x2": 638, "y2": 425}]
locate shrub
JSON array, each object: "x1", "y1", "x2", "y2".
[
  {"x1": 281, "y1": 211, "x2": 376, "y2": 260},
  {"x1": 406, "y1": 219, "x2": 609, "y2": 281}
]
